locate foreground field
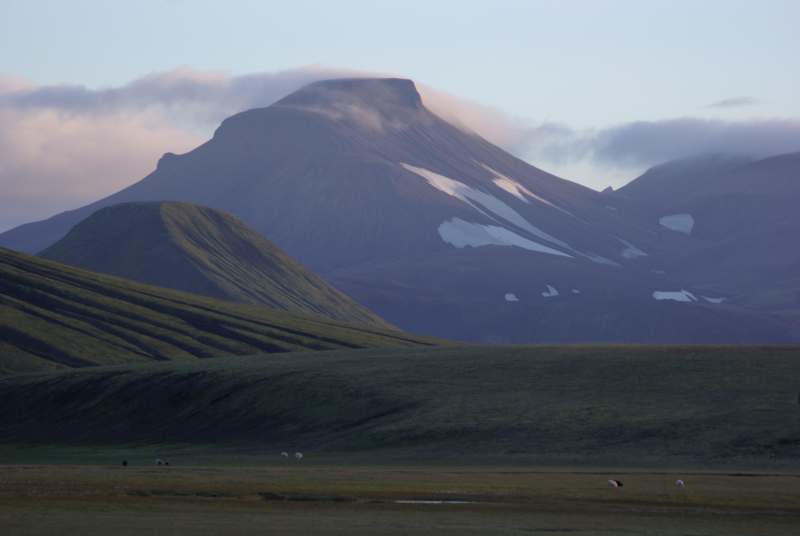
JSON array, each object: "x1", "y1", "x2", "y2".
[
  {"x1": 2, "y1": 346, "x2": 799, "y2": 532},
  {"x1": 1, "y1": 464, "x2": 799, "y2": 535}
]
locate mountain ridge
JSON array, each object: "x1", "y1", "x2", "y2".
[
  {"x1": 40, "y1": 201, "x2": 389, "y2": 328},
  {"x1": 0, "y1": 246, "x2": 437, "y2": 375}
]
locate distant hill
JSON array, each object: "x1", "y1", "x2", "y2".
[
  {"x1": 0, "y1": 247, "x2": 437, "y2": 375},
  {"x1": 617, "y1": 153, "x2": 756, "y2": 212},
  {"x1": 617, "y1": 152, "x2": 799, "y2": 241},
  {"x1": 40, "y1": 202, "x2": 387, "y2": 328},
  {"x1": 616, "y1": 152, "x2": 800, "y2": 312},
  {"x1": 1, "y1": 345, "x2": 799, "y2": 465}
]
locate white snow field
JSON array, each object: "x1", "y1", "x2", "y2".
[
  {"x1": 402, "y1": 163, "x2": 572, "y2": 249},
  {"x1": 652, "y1": 290, "x2": 698, "y2": 303},
  {"x1": 437, "y1": 218, "x2": 571, "y2": 257},
  {"x1": 659, "y1": 213, "x2": 695, "y2": 235},
  {"x1": 542, "y1": 285, "x2": 560, "y2": 298},
  {"x1": 618, "y1": 238, "x2": 648, "y2": 259}
]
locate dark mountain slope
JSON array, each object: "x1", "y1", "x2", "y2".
[
  {"x1": 609, "y1": 152, "x2": 800, "y2": 333},
  {"x1": 331, "y1": 245, "x2": 795, "y2": 343},
  {"x1": 616, "y1": 152, "x2": 799, "y2": 240},
  {"x1": 40, "y1": 202, "x2": 387, "y2": 328},
  {"x1": 0, "y1": 247, "x2": 438, "y2": 375},
  {"x1": 617, "y1": 153, "x2": 755, "y2": 211},
  {"x1": 616, "y1": 153, "x2": 800, "y2": 297}
]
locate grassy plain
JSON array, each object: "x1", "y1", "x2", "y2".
[
  {"x1": 2, "y1": 344, "x2": 799, "y2": 533},
  {"x1": 1, "y1": 464, "x2": 799, "y2": 535},
  {"x1": 2, "y1": 345, "x2": 799, "y2": 465}
]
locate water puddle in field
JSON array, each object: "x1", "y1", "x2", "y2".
[{"x1": 394, "y1": 499, "x2": 475, "y2": 505}]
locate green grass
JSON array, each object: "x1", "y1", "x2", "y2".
[
  {"x1": 40, "y1": 201, "x2": 390, "y2": 327},
  {"x1": 1, "y1": 464, "x2": 799, "y2": 535},
  {"x1": 2, "y1": 345, "x2": 799, "y2": 466},
  {"x1": 0, "y1": 247, "x2": 439, "y2": 375}
]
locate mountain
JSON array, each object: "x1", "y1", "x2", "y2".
[
  {"x1": 0, "y1": 78, "x2": 795, "y2": 343},
  {"x1": 0, "y1": 247, "x2": 437, "y2": 375},
  {"x1": 2, "y1": 345, "x2": 799, "y2": 465},
  {"x1": 617, "y1": 152, "x2": 799, "y2": 243},
  {"x1": 617, "y1": 153, "x2": 756, "y2": 213},
  {"x1": 615, "y1": 152, "x2": 800, "y2": 319},
  {"x1": 0, "y1": 78, "x2": 664, "y2": 268},
  {"x1": 40, "y1": 201, "x2": 387, "y2": 328}
]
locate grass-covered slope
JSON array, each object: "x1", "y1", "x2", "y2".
[
  {"x1": 2, "y1": 345, "x2": 799, "y2": 465},
  {"x1": 0, "y1": 247, "x2": 437, "y2": 375},
  {"x1": 41, "y1": 202, "x2": 388, "y2": 328}
]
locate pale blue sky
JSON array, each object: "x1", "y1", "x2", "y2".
[
  {"x1": 1, "y1": 0, "x2": 799, "y2": 232},
  {"x1": 2, "y1": 0, "x2": 798, "y2": 127}
]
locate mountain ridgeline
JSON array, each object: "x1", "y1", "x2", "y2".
[
  {"x1": 1, "y1": 78, "x2": 798, "y2": 343},
  {"x1": 40, "y1": 202, "x2": 388, "y2": 328}
]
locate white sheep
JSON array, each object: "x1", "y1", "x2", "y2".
[
  {"x1": 608, "y1": 479, "x2": 623, "y2": 488},
  {"x1": 280, "y1": 451, "x2": 289, "y2": 458},
  {"x1": 676, "y1": 479, "x2": 685, "y2": 488},
  {"x1": 295, "y1": 452, "x2": 303, "y2": 460}
]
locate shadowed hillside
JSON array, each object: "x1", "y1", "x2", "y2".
[
  {"x1": 616, "y1": 152, "x2": 800, "y2": 317},
  {"x1": 0, "y1": 247, "x2": 438, "y2": 375},
  {"x1": 1, "y1": 345, "x2": 799, "y2": 465},
  {"x1": 41, "y1": 202, "x2": 387, "y2": 328}
]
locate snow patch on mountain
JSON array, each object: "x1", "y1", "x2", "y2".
[
  {"x1": 583, "y1": 252, "x2": 621, "y2": 266},
  {"x1": 702, "y1": 296, "x2": 726, "y2": 304},
  {"x1": 659, "y1": 214, "x2": 695, "y2": 235},
  {"x1": 405, "y1": 163, "x2": 629, "y2": 267},
  {"x1": 402, "y1": 163, "x2": 572, "y2": 250},
  {"x1": 437, "y1": 218, "x2": 572, "y2": 257},
  {"x1": 618, "y1": 238, "x2": 648, "y2": 259},
  {"x1": 652, "y1": 290, "x2": 698, "y2": 303},
  {"x1": 542, "y1": 285, "x2": 559, "y2": 298},
  {"x1": 505, "y1": 293, "x2": 519, "y2": 302},
  {"x1": 491, "y1": 176, "x2": 533, "y2": 203},
  {"x1": 482, "y1": 164, "x2": 576, "y2": 218}
]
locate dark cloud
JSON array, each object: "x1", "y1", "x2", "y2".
[
  {"x1": 519, "y1": 118, "x2": 800, "y2": 170},
  {"x1": 706, "y1": 96, "x2": 758, "y2": 108},
  {"x1": 593, "y1": 118, "x2": 799, "y2": 166}
]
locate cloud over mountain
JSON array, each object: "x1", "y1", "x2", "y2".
[
  {"x1": 0, "y1": 67, "x2": 358, "y2": 230},
  {"x1": 511, "y1": 117, "x2": 800, "y2": 189},
  {"x1": 0, "y1": 102, "x2": 201, "y2": 232},
  {"x1": 523, "y1": 118, "x2": 800, "y2": 170}
]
